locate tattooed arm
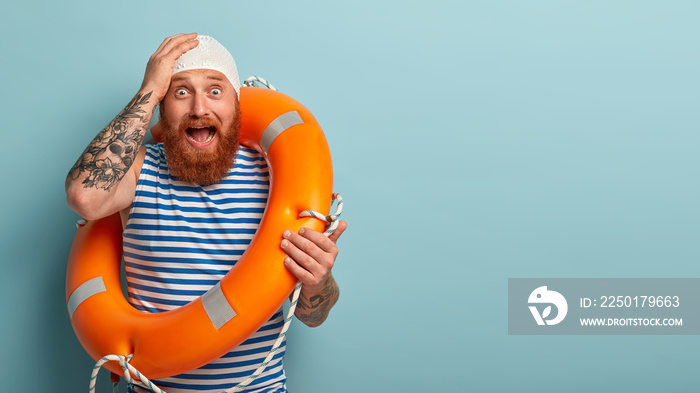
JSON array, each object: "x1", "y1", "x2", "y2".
[
  {"x1": 281, "y1": 221, "x2": 347, "y2": 327},
  {"x1": 65, "y1": 33, "x2": 199, "y2": 219},
  {"x1": 65, "y1": 92, "x2": 153, "y2": 219},
  {"x1": 295, "y1": 274, "x2": 340, "y2": 327}
]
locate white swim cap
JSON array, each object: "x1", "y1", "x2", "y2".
[{"x1": 172, "y1": 35, "x2": 240, "y2": 97}]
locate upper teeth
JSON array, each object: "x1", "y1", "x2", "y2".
[{"x1": 186, "y1": 128, "x2": 214, "y2": 144}]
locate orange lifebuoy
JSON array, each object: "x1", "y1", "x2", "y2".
[{"x1": 66, "y1": 87, "x2": 333, "y2": 378}]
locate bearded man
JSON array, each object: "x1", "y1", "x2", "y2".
[{"x1": 66, "y1": 33, "x2": 346, "y2": 393}]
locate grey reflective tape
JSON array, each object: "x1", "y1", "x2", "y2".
[
  {"x1": 67, "y1": 277, "x2": 106, "y2": 319},
  {"x1": 260, "y1": 111, "x2": 304, "y2": 154},
  {"x1": 201, "y1": 282, "x2": 237, "y2": 329}
]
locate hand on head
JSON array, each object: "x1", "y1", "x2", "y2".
[{"x1": 141, "y1": 33, "x2": 199, "y2": 102}]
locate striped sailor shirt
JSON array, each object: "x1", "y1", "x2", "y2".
[{"x1": 123, "y1": 143, "x2": 286, "y2": 393}]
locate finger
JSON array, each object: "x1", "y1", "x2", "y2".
[
  {"x1": 297, "y1": 227, "x2": 337, "y2": 253},
  {"x1": 280, "y1": 235, "x2": 324, "y2": 273},
  {"x1": 327, "y1": 220, "x2": 347, "y2": 244},
  {"x1": 153, "y1": 33, "x2": 193, "y2": 59},
  {"x1": 282, "y1": 230, "x2": 333, "y2": 266},
  {"x1": 157, "y1": 32, "x2": 197, "y2": 57},
  {"x1": 163, "y1": 36, "x2": 199, "y2": 60},
  {"x1": 154, "y1": 34, "x2": 177, "y2": 54},
  {"x1": 283, "y1": 256, "x2": 315, "y2": 284}
]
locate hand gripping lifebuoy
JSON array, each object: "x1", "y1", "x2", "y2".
[{"x1": 66, "y1": 87, "x2": 333, "y2": 378}]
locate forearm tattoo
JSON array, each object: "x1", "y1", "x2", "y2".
[
  {"x1": 68, "y1": 92, "x2": 152, "y2": 191},
  {"x1": 296, "y1": 277, "x2": 339, "y2": 326}
]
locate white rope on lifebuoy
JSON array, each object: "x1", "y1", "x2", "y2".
[
  {"x1": 243, "y1": 76, "x2": 277, "y2": 91},
  {"x1": 90, "y1": 354, "x2": 165, "y2": 393},
  {"x1": 300, "y1": 193, "x2": 343, "y2": 236}
]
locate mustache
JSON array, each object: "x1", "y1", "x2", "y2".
[{"x1": 179, "y1": 116, "x2": 222, "y2": 132}]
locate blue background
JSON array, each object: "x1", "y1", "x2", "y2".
[{"x1": 2, "y1": 0, "x2": 699, "y2": 391}]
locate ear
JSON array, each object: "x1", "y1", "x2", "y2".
[{"x1": 151, "y1": 122, "x2": 162, "y2": 143}]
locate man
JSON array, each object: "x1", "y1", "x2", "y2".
[{"x1": 66, "y1": 33, "x2": 346, "y2": 393}]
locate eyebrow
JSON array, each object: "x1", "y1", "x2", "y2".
[
  {"x1": 171, "y1": 74, "x2": 189, "y2": 82},
  {"x1": 171, "y1": 74, "x2": 226, "y2": 82}
]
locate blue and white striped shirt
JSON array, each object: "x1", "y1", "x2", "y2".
[{"x1": 123, "y1": 143, "x2": 286, "y2": 393}]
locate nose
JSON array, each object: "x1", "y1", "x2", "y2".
[{"x1": 190, "y1": 92, "x2": 210, "y2": 118}]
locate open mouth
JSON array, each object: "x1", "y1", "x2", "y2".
[{"x1": 185, "y1": 126, "x2": 216, "y2": 145}]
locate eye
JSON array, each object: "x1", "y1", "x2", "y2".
[
  {"x1": 211, "y1": 88, "x2": 222, "y2": 96},
  {"x1": 175, "y1": 89, "x2": 188, "y2": 96}
]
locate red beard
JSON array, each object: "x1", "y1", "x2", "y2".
[{"x1": 159, "y1": 105, "x2": 241, "y2": 186}]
